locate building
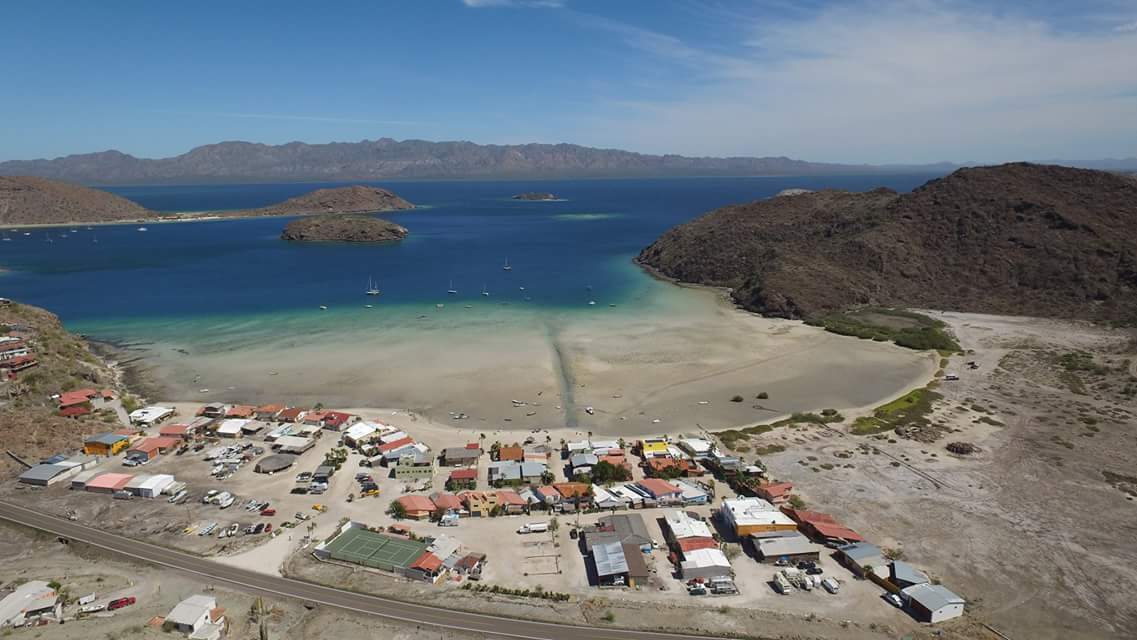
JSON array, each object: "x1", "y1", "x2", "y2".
[
  {"x1": 277, "y1": 406, "x2": 306, "y2": 423},
  {"x1": 196, "y1": 403, "x2": 229, "y2": 418},
  {"x1": 57, "y1": 388, "x2": 115, "y2": 413},
  {"x1": 0, "y1": 339, "x2": 30, "y2": 360},
  {"x1": 523, "y1": 444, "x2": 555, "y2": 463},
  {"x1": 755, "y1": 481, "x2": 794, "y2": 505},
  {"x1": 590, "y1": 541, "x2": 649, "y2": 587},
  {"x1": 678, "y1": 437, "x2": 713, "y2": 458},
  {"x1": 70, "y1": 468, "x2": 102, "y2": 490},
  {"x1": 837, "y1": 542, "x2": 887, "y2": 578},
  {"x1": 488, "y1": 460, "x2": 546, "y2": 485},
  {"x1": 159, "y1": 424, "x2": 192, "y2": 440},
  {"x1": 406, "y1": 552, "x2": 445, "y2": 583},
  {"x1": 901, "y1": 583, "x2": 966, "y2": 623},
  {"x1": 0, "y1": 580, "x2": 59, "y2": 627},
  {"x1": 663, "y1": 510, "x2": 714, "y2": 544},
  {"x1": 254, "y1": 403, "x2": 285, "y2": 421},
  {"x1": 591, "y1": 484, "x2": 626, "y2": 510},
  {"x1": 128, "y1": 405, "x2": 175, "y2": 426},
  {"x1": 534, "y1": 485, "x2": 563, "y2": 508},
  {"x1": 344, "y1": 422, "x2": 379, "y2": 447},
  {"x1": 495, "y1": 490, "x2": 527, "y2": 514},
  {"x1": 125, "y1": 473, "x2": 176, "y2": 498},
  {"x1": 569, "y1": 453, "x2": 598, "y2": 477},
  {"x1": 0, "y1": 354, "x2": 38, "y2": 375},
  {"x1": 447, "y1": 468, "x2": 477, "y2": 490},
  {"x1": 215, "y1": 419, "x2": 247, "y2": 438},
  {"x1": 429, "y1": 492, "x2": 464, "y2": 515},
  {"x1": 750, "y1": 532, "x2": 822, "y2": 564},
  {"x1": 83, "y1": 433, "x2": 130, "y2": 456},
  {"x1": 164, "y1": 594, "x2": 225, "y2": 637},
  {"x1": 720, "y1": 497, "x2": 797, "y2": 537},
  {"x1": 225, "y1": 405, "x2": 256, "y2": 419},
  {"x1": 645, "y1": 457, "x2": 703, "y2": 478},
  {"x1": 256, "y1": 454, "x2": 298, "y2": 474},
  {"x1": 377, "y1": 436, "x2": 415, "y2": 457},
  {"x1": 639, "y1": 438, "x2": 670, "y2": 458},
  {"x1": 396, "y1": 495, "x2": 437, "y2": 520},
  {"x1": 679, "y1": 548, "x2": 733, "y2": 580},
  {"x1": 589, "y1": 439, "x2": 620, "y2": 455},
  {"x1": 497, "y1": 445, "x2": 524, "y2": 462},
  {"x1": 441, "y1": 446, "x2": 482, "y2": 466},
  {"x1": 18, "y1": 463, "x2": 78, "y2": 486},
  {"x1": 553, "y1": 482, "x2": 591, "y2": 502},
  {"x1": 320, "y1": 411, "x2": 358, "y2": 431},
  {"x1": 394, "y1": 451, "x2": 434, "y2": 481},
  {"x1": 274, "y1": 435, "x2": 315, "y2": 454},
  {"x1": 460, "y1": 491, "x2": 500, "y2": 517},
  {"x1": 782, "y1": 508, "x2": 865, "y2": 544},
  {"x1": 670, "y1": 479, "x2": 710, "y2": 505},
  {"x1": 635, "y1": 478, "x2": 684, "y2": 503},
  {"x1": 890, "y1": 561, "x2": 931, "y2": 589},
  {"x1": 85, "y1": 472, "x2": 134, "y2": 494},
  {"x1": 126, "y1": 436, "x2": 180, "y2": 462}
]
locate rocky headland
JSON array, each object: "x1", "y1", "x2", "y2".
[{"x1": 280, "y1": 215, "x2": 408, "y2": 243}]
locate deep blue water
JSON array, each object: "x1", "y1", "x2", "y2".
[{"x1": 0, "y1": 175, "x2": 939, "y2": 328}]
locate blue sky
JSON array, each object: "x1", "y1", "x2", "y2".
[{"x1": 2, "y1": 0, "x2": 1136, "y2": 164}]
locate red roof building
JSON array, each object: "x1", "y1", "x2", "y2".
[
  {"x1": 302, "y1": 411, "x2": 329, "y2": 425},
  {"x1": 553, "y1": 482, "x2": 591, "y2": 499},
  {"x1": 409, "y1": 552, "x2": 444, "y2": 573},
  {"x1": 756, "y1": 482, "x2": 794, "y2": 504},
  {"x1": 449, "y1": 468, "x2": 477, "y2": 481},
  {"x1": 396, "y1": 495, "x2": 436, "y2": 519},
  {"x1": 430, "y1": 492, "x2": 463, "y2": 512},
  {"x1": 645, "y1": 457, "x2": 703, "y2": 477},
  {"x1": 321, "y1": 411, "x2": 357, "y2": 429},
  {"x1": 226, "y1": 405, "x2": 256, "y2": 418},
  {"x1": 636, "y1": 478, "x2": 684, "y2": 499},
  {"x1": 495, "y1": 490, "x2": 526, "y2": 507},
  {"x1": 277, "y1": 407, "x2": 306, "y2": 423},
  {"x1": 58, "y1": 405, "x2": 91, "y2": 418},
  {"x1": 377, "y1": 437, "x2": 415, "y2": 453},
  {"x1": 1, "y1": 354, "x2": 38, "y2": 372},
  {"x1": 159, "y1": 424, "x2": 191, "y2": 439},
  {"x1": 678, "y1": 537, "x2": 720, "y2": 553},
  {"x1": 497, "y1": 445, "x2": 524, "y2": 462},
  {"x1": 58, "y1": 388, "x2": 98, "y2": 408}
]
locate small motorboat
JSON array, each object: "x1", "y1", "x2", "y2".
[
  {"x1": 481, "y1": 284, "x2": 490, "y2": 297},
  {"x1": 137, "y1": 226, "x2": 148, "y2": 232},
  {"x1": 447, "y1": 279, "x2": 458, "y2": 294},
  {"x1": 319, "y1": 305, "x2": 328, "y2": 310}
]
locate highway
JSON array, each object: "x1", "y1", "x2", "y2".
[{"x1": 0, "y1": 501, "x2": 727, "y2": 640}]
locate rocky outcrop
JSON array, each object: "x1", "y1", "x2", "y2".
[
  {"x1": 638, "y1": 163, "x2": 1137, "y2": 323},
  {"x1": 0, "y1": 175, "x2": 153, "y2": 225},
  {"x1": 512, "y1": 192, "x2": 557, "y2": 201},
  {"x1": 239, "y1": 185, "x2": 413, "y2": 217},
  {"x1": 280, "y1": 215, "x2": 408, "y2": 243}
]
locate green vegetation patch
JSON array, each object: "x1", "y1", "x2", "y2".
[
  {"x1": 851, "y1": 387, "x2": 943, "y2": 436},
  {"x1": 808, "y1": 307, "x2": 961, "y2": 352}
]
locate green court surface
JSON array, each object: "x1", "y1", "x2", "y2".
[{"x1": 324, "y1": 527, "x2": 428, "y2": 571}]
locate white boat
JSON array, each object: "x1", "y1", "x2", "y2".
[
  {"x1": 364, "y1": 304, "x2": 373, "y2": 309},
  {"x1": 481, "y1": 284, "x2": 490, "y2": 297},
  {"x1": 366, "y1": 275, "x2": 380, "y2": 296},
  {"x1": 519, "y1": 286, "x2": 525, "y2": 291},
  {"x1": 217, "y1": 492, "x2": 235, "y2": 508},
  {"x1": 447, "y1": 280, "x2": 458, "y2": 295},
  {"x1": 588, "y1": 300, "x2": 596, "y2": 306},
  {"x1": 503, "y1": 257, "x2": 512, "y2": 271},
  {"x1": 137, "y1": 226, "x2": 148, "y2": 232},
  {"x1": 319, "y1": 305, "x2": 328, "y2": 310}
]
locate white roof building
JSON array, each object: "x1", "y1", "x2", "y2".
[
  {"x1": 679, "y1": 438, "x2": 712, "y2": 456},
  {"x1": 670, "y1": 479, "x2": 710, "y2": 504},
  {"x1": 679, "y1": 548, "x2": 732, "y2": 579},
  {"x1": 129, "y1": 405, "x2": 175, "y2": 425},
  {"x1": 125, "y1": 474, "x2": 174, "y2": 497},
  {"x1": 609, "y1": 484, "x2": 645, "y2": 507},
  {"x1": 901, "y1": 583, "x2": 966, "y2": 623},
  {"x1": 590, "y1": 439, "x2": 619, "y2": 454},
  {"x1": 566, "y1": 440, "x2": 591, "y2": 453},
  {"x1": 721, "y1": 497, "x2": 796, "y2": 532},
  {"x1": 591, "y1": 484, "x2": 627, "y2": 509},
  {"x1": 0, "y1": 580, "x2": 58, "y2": 627},
  {"x1": 215, "y1": 419, "x2": 248, "y2": 437},
  {"x1": 378, "y1": 430, "x2": 408, "y2": 444},
  {"x1": 664, "y1": 510, "x2": 714, "y2": 540},
  {"x1": 344, "y1": 422, "x2": 378, "y2": 444},
  {"x1": 165, "y1": 594, "x2": 222, "y2": 636},
  {"x1": 274, "y1": 435, "x2": 314, "y2": 454}
]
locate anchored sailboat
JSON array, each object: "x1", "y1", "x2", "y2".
[
  {"x1": 502, "y1": 257, "x2": 512, "y2": 271},
  {"x1": 447, "y1": 280, "x2": 458, "y2": 295},
  {"x1": 481, "y1": 284, "x2": 490, "y2": 297},
  {"x1": 366, "y1": 275, "x2": 380, "y2": 296}
]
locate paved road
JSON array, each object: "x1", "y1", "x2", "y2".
[{"x1": 0, "y1": 501, "x2": 725, "y2": 640}]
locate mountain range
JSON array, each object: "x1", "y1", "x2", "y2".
[{"x1": 0, "y1": 139, "x2": 969, "y2": 185}]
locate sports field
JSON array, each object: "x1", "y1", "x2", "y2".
[{"x1": 324, "y1": 527, "x2": 428, "y2": 571}]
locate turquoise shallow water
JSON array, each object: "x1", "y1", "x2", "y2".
[{"x1": 0, "y1": 175, "x2": 940, "y2": 346}]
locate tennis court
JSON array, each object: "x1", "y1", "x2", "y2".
[{"x1": 324, "y1": 527, "x2": 429, "y2": 572}]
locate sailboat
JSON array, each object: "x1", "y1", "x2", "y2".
[
  {"x1": 447, "y1": 280, "x2": 458, "y2": 295},
  {"x1": 502, "y1": 257, "x2": 512, "y2": 271},
  {"x1": 365, "y1": 276, "x2": 380, "y2": 296},
  {"x1": 92, "y1": 231, "x2": 98, "y2": 243},
  {"x1": 1, "y1": 231, "x2": 10, "y2": 242},
  {"x1": 45, "y1": 232, "x2": 53, "y2": 243},
  {"x1": 481, "y1": 284, "x2": 490, "y2": 297}
]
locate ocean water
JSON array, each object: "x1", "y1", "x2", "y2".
[{"x1": 0, "y1": 174, "x2": 939, "y2": 341}]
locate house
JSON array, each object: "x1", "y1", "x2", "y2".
[
  {"x1": 320, "y1": 411, "x2": 358, "y2": 431},
  {"x1": 523, "y1": 444, "x2": 555, "y2": 463},
  {"x1": 196, "y1": 403, "x2": 229, "y2": 418},
  {"x1": 662, "y1": 510, "x2": 715, "y2": 551},
  {"x1": 497, "y1": 445, "x2": 524, "y2": 462},
  {"x1": 678, "y1": 437, "x2": 713, "y2": 458},
  {"x1": 406, "y1": 552, "x2": 445, "y2": 583},
  {"x1": 590, "y1": 541, "x2": 649, "y2": 588},
  {"x1": 396, "y1": 495, "x2": 437, "y2": 520},
  {"x1": 274, "y1": 435, "x2": 315, "y2": 454},
  {"x1": 0, "y1": 339, "x2": 31, "y2": 362},
  {"x1": 750, "y1": 532, "x2": 822, "y2": 564},
  {"x1": 344, "y1": 422, "x2": 379, "y2": 447},
  {"x1": 85, "y1": 472, "x2": 134, "y2": 494},
  {"x1": 720, "y1": 497, "x2": 797, "y2": 536},
  {"x1": 890, "y1": 560, "x2": 931, "y2": 589},
  {"x1": 18, "y1": 464, "x2": 78, "y2": 486},
  {"x1": 447, "y1": 468, "x2": 478, "y2": 490},
  {"x1": 0, "y1": 580, "x2": 60, "y2": 627},
  {"x1": 594, "y1": 513, "x2": 653, "y2": 552},
  {"x1": 377, "y1": 436, "x2": 415, "y2": 456},
  {"x1": 126, "y1": 436, "x2": 180, "y2": 462},
  {"x1": 83, "y1": 433, "x2": 130, "y2": 456},
  {"x1": 608, "y1": 484, "x2": 645, "y2": 508},
  {"x1": 670, "y1": 479, "x2": 710, "y2": 505},
  {"x1": 756, "y1": 481, "x2": 794, "y2": 505},
  {"x1": 57, "y1": 388, "x2": 115, "y2": 412},
  {"x1": 837, "y1": 542, "x2": 887, "y2": 578},
  {"x1": 225, "y1": 404, "x2": 256, "y2": 419},
  {"x1": 553, "y1": 482, "x2": 591, "y2": 501},
  {"x1": 569, "y1": 453, "x2": 598, "y2": 477},
  {"x1": 441, "y1": 446, "x2": 482, "y2": 466},
  {"x1": 495, "y1": 490, "x2": 527, "y2": 514},
  {"x1": 215, "y1": 419, "x2": 247, "y2": 438},
  {"x1": 639, "y1": 438, "x2": 670, "y2": 458},
  {"x1": 454, "y1": 553, "x2": 486, "y2": 578},
  {"x1": 394, "y1": 451, "x2": 434, "y2": 481},
  {"x1": 591, "y1": 484, "x2": 626, "y2": 510},
  {"x1": 565, "y1": 440, "x2": 591, "y2": 456},
  {"x1": 901, "y1": 583, "x2": 966, "y2": 623},
  {"x1": 589, "y1": 439, "x2": 620, "y2": 455},
  {"x1": 635, "y1": 478, "x2": 684, "y2": 503},
  {"x1": 534, "y1": 485, "x2": 563, "y2": 508},
  {"x1": 159, "y1": 424, "x2": 191, "y2": 440},
  {"x1": 128, "y1": 405, "x2": 175, "y2": 426},
  {"x1": 598, "y1": 454, "x2": 632, "y2": 474},
  {"x1": 782, "y1": 508, "x2": 865, "y2": 544},
  {"x1": 679, "y1": 548, "x2": 733, "y2": 580},
  {"x1": 460, "y1": 491, "x2": 500, "y2": 517},
  {"x1": 488, "y1": 461, "x2": 546, "y2": 485},
  {"x1": 645, "y1": 457, "x2": 703, "y2": 478},
  {"x1": 429, "y1": 492, "x2": 464, "y2": 515},
  {"x1": 378, "y1": 429, "x2": 408, "y2": 445},
  {"x1": 254, "y1": 403, "x2": 285, "y2": 421},
  {"x1": 164, "y1": 594, "x2": 225, "y2": 637},
  {"x1": 277, "y1": 407, "x2": 307, "y2": 423}
]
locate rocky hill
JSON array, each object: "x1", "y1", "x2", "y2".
[
  {"x1": 281, "y1": 215, "x2": 408, "y2": 243},
  {"x1": 0, "y1": 139, "x2": 957, "y2": 184},
  {"x1": 239, "y1": 185, "x2": 413, "y2": 217},
  {"x1": 638, "y1": 163, "x2": 1137, "y2": 322},
  {"x1": 0, "y1": 175, "x2": 153, "y2": 225}
]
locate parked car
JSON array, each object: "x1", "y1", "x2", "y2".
[
  {"x1": 885, "y1": 593, "x2": 903, "y2": 608},
  {"x1": 260, "y1": 508, "x2": 276, "y2": 516},
  {"x1": 107, "y1": 597, "x2": 136, "y2": 611},
  {"x1": 253, "y1": 523, "x2": 265, "y2": 534}
]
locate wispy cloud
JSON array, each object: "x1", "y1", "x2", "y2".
[
  {"x1": 144, "y1": 110, "x2": 425, "y2": 126},
  {"x1": 567, "y1": 1, "x2": 1137, "y2": 163},
  {"x1": 461, "y1": 0, "x2": 563, "y2": 8},
  {"x1": 1117, "y1": 20, "x2": 1137, "y2": 32}
]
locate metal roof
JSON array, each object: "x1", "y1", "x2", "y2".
[
  {"x1": 838, "y1": 542, "x2": 883, "y2": 563},
  {"x1": 598, "y1": 513, "x2": 652, "y2": 545},
  {"x1": 891, "y1": 560, "x2": 930, "y2": 586},
  {"x1": 902, "y1": 583, "x2": 965, "y2": 611},
  {"x1": 19, "y1": 464, "x2": 69, "y2": 482},
  {"x1": 592, "y1": 541, "x2": 629, "y2": 577},
  {"x1": 754, "y1": 533, "x2": 821, "y2": 558},
  {"x1": 256, "y1": 454, "x2": 297, "y2": 473}
]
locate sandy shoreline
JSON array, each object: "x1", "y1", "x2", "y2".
[{"x1": 115, "y1": 282, "x2": 936, "y2": 437}]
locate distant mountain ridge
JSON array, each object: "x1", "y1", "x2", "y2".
[{"x1": 0, "y1": 139, "x2": 962, "y2": 185}]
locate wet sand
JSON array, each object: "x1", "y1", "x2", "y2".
[{"x1": 121, "y1": 282, "x2": 935, "y2": 436}]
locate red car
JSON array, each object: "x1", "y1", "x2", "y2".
[
  {"x1": 265, "y1": 523, "x2": 273, "y2": 533},
  {"x1": 108, "y1": 596, "x2": 136, "y2": 611},
  {"x1": 260, "y1": 508, "x2": 276, "y2": 516}
]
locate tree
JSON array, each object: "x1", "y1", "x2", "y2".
[
  {"x1": 540, "y1": 470, "x2": 555, "y2": 485},
  {"x1": 590, "y1": 460, "x2": 630, "y2": 484},
  {"x1": 387, "y1": 500, "x2": 407, "y2": 520}
]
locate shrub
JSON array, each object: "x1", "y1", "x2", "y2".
[
  {"x1": 730, "y1": 395, "x2": 744, "y2": 403},
  {"x1": 756, "y1": 392, "x2": 769, "y2": 399}
]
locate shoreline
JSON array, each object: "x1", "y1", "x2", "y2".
[{"x1": 1, "y1": 205, "x2": 419, "y2": 230}]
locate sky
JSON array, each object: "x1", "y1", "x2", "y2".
[{"x1": 2, "y1": 0, "x2": 1136, "y2": 164}]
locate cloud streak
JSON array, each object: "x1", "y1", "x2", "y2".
[
  {"x1": 461, "y1": 0, "x2": 563, "y2": 8},
  {"x1": 568, "y1": 1, "x2": 1137, "y2": 163}
]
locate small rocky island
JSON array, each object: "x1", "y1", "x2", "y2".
[
  {"x1": 511, "y1": 192, "x2": 557, "y2": 201},
  {"x1": 280, "y1": 215, "x2": 408, "y2": 243}
]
